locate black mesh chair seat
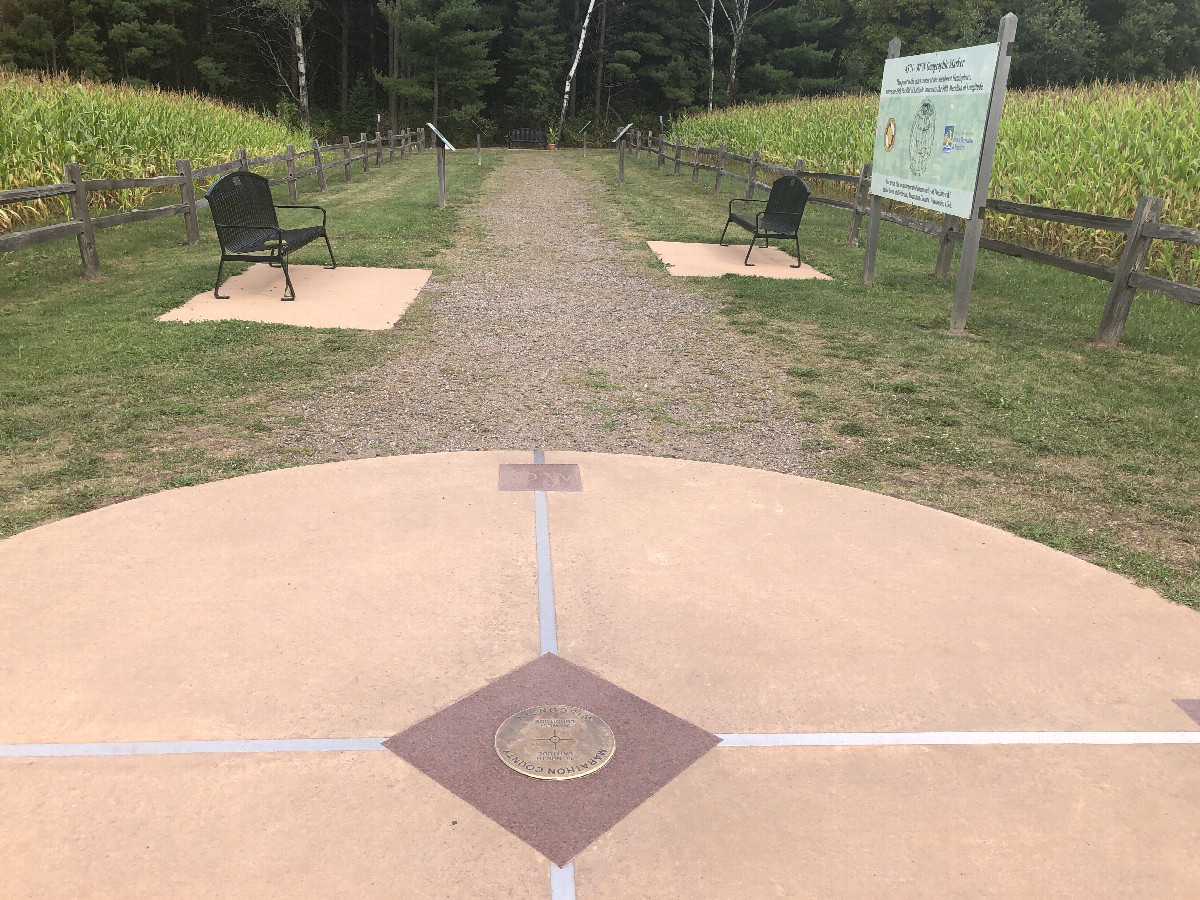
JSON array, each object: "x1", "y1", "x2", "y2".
[
  {"x1": 205, "y1": 171, "x2": 336, "y2": 301},
  {"x1": 720, "y1": 175, "x2": 811, "y2": 267},
  {"x1": 228, "y1": 224, "x2": 327, "y2": 255}
]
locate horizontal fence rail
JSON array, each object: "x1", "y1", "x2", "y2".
[
  {"x1": 0, "y1": 127, "x2": 426, "y2": 280},
  {"x1": 623, "y1": 130, "x2": 1199, "y2": 345}
]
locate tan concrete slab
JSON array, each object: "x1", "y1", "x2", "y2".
[
  {"x1": 158, "y1": 264, "x2": 431, "y2": 329},
  {"x1": 544, "y1": 452, "x2": 1200, "y2": 733},
  {"x1": 1, "y1": 751, "x2": 546, "y2": 898},
  {"x1": 647, "y1": 240, "x2": 832, "y2": 279},
  {"x1": 579, "y1": 744, "x2": 1200, "y2": 898},
  {"x1": 0, "y1": 452, "x2": 539, "y2": 743}
]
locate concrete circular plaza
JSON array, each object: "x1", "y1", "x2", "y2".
[{"x1": 3, "y1": 451, "x2": 1199, "y2": 897}]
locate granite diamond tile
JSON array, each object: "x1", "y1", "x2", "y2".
[
  {"x1": 1175, "y1": 699, "x2": 1200, "y2": 726},
  {"x1": 383, "y1": 653, "x2": 720, "y2": 866}
]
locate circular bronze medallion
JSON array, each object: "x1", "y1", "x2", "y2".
[{"x1": 495, "y1": 705, "x2": 616, "y2": 780}]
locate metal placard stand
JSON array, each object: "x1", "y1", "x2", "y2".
[{"x1": 426, "y1": 123, "x2": 458, "y2": 210}]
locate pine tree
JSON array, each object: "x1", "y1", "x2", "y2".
[
  {"x1": 377, "y1": 0, "x2": 498, "y2": 137},
  {"x1": 503, "y1": 0, "x2": 567, "y2": 130}
]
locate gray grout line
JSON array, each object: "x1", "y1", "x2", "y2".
[
  {"x1": 550, "y1": 862, "x2": 576, "y2": 900},
  {"x1": 718, "y1": 732, "x2": 1200, "y2": 747},
  {"x1": 534, "y1": 449, "x2": 571, "y2": 898},
  {"x1": 534, "y1": 452, "x2": 558, "y2": 655},
  {"x1": 0, "y1": 738, "x2": 386, "y2": 758}
]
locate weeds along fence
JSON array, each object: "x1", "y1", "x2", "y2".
[
  {"x1": 621, "y1": 130, "x2": 1200, "y2": 346},
  {"x1": 0, "y1": 127, "x2": 429, "y2": 279}
]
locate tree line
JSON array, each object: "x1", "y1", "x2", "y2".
[{"x1": 1, "y1": 0, "x2": 1196, "y2": 144}]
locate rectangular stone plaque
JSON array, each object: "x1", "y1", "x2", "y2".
[{"x1": 498, "y1": 464, "x2": 582, "y2": 492}]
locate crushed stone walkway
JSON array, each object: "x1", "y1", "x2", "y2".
[{"x1": 282, "y1": 152, "x2": 823, "y2": 473}]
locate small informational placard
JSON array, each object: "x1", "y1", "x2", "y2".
[
  {"x1": 612, "y1": 123, "x2": 634, "y2": 143},
  {"x1": 425, "y1": 122, "x2": 457, "y2": 151},
  {"x1": 871, "y1": 43, "x2": 1001, "y2": 218}
]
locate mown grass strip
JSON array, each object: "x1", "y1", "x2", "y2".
[
  {"x1": 0, "y1": 150, "x2": 500, "y2": 537},
  {"x1": 574, "y1": 150, "x2": 1199, "y2": 609}
]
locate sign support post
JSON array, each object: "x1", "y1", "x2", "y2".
[
  {"x1": 950, "y1": 13, "x2": 1018, "y2": 333},
  {"x1": 862, "y1": 38, "x2": 901, "y2": 286}
]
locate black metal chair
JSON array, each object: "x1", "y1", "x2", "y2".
[
  {"x1": 720, "y1": 175, "x2": 810, "y2": 267},
  {"x1": 205, "y1": 171, "x2": 335, "y2": 301}
]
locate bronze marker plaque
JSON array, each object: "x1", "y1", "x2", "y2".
[{"x1": 495, "y1": 706, "x2": 616, "y2": 780}]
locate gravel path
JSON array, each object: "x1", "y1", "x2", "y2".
[{"x1": 283, "y1": 152, "x2": 824, "y2": 474}]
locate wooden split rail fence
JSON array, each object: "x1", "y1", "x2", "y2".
[
  {"x1": 0, "y1": 127, "x2": 429, "y2": 281},
  {"x1": 621, "y1": 130, "x2": 1200, "y2": 346}
]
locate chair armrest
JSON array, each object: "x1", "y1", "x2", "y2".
[
  {"x1": 728, "y1": 197, "x2": 766, "y2": 215},
  {"x1": 274, "y1": 204, "x2": 328, "y2": 228}
]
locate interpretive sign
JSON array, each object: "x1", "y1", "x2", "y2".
[
  {"x1": 871, "y1": 43, "x2": 1002, "y2": 219},
  {"x1": 495, "y1": 705, "x2": 616, "y2": 780}
]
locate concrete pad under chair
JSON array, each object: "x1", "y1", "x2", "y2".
[
  {"x1": 159, "y1": 263, "x2": 432, "y2": 330},
  {"x1": 648, "y1": 240, "x2": 832, "y2": 279}
]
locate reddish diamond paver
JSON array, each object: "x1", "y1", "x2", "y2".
[
  {"x1": 1175, "y1": 700, "x2": 1200, "y2": 726},
  {"x1": 383, "y1": 653, "x2": 719, "y2": 866},
  {"x1": 497, "y1": 464, "x2": 583, "y2": 492}
]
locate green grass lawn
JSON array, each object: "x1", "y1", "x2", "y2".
[
  {"x1": 0, "y1": 149, "x2": 500, "y2": 536},
  {"x1": 567, "y1": 150, "x2": 1200, "y2": 609}
]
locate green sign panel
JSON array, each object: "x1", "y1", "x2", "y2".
[{"x1": 871, "y1": 43, "x2": 1001, "y2": 219}]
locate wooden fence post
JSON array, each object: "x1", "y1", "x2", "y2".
[
  {"x1": 619, "y1": 139, "x2": 626, "y2": 183},
  {"x1": 64, "y1": 161, "x2": 100, "y2": 280},
  {"x1": 176, "y1": 158, "x2": 200, "y2": 246},
  {"x1": 236, "y1": 147, "x2": 248, "y2": 171},
  {"x1": 388, "y1": 130, "x2": 396, "y2": 163},
  {"x1": 1096, "y1": 194, "x2": 1165, "y2": 347},
  {"x1": 714, "y1": 141, "x2": 727, "y2": 193},
  {"x1": 658, "y1": 132, "x2": 665, "y2": 169},
  {"x1": 846, "y1": 163, "x2": 871, "y2": 248},
  {"x1": 793, "y1": 159, "x2": 804, "y2": 176},
  {"x1": 477, "y1": 133, "x2": 482, "y2": 165},
  {"x1": 312, "y1": 139, "x2": 327, "y2": 191},
  {"x1": 375, "y1": 131, "x2": 383, "y2": 166},
  {"x1": 864, "y1": 37, "x2": 902, "y2": 286},
  {"x1": 692, "y1": 140, "x2": 702, "y2": 184},
  {"x1": 634, "y1": 131, "x2": 640, "y2": 159},
  {"x1": 582, "y1": 131, "x2": 587, "y2": 157},
  {"x1": 342, "y1": 136, "x2": 352, "y2": 182},
  {"x1": 418, "y1": 129, "x2": 425, "y2": 153},
  {"x1": 934, "y1": 214, "x2": 959, "y2": 278},
  {"x1": 745, "y1": 150, "x2": 759, "y2": 201},
  {"x1": 360, "y1": 133, "x2": 369, "y2": 172},
  {"x1": 950, "y1": 14, "x2": 1018, "y2": 333},
  {"x1": 673, "y1": 139, "x2": 682, "y2": 175},
  {"x1": 285, "y1": 144, "x2": 298, "y2": 203}
]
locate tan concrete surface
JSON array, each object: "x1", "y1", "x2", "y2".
[
  {"x1": 0, "y1": 452, "x2": 539, "y2": 742},
  {"x1": 4, "y1": 450, "x2": 1200, "y2": 896},
  {"x1": 580, "y1": 744, "x2": 1200, "y2": 898},
  {"x1": 1, "y1": 752, "x2": 546, "y2": 899},
  {"x1": 158, "y1": 264, "x2": 431, "y2": 329},
  {"x1": 647, "y1": 240, "x2": 832, "y2": 279},
  {"x1": 545, "y1": 452, "x2": 1200, "y2": 734}
]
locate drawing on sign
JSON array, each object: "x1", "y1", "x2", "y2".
[{"x1": 907, "y1": 100, "x2": 938, "y2": 177}]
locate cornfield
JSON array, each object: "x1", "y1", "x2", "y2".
[
  {"x1": 0, "y1": 71, "x2": 306, "y2": 232},
  {"x1": 675, "y1": 78, "x2": 1200, "y2": 284}
]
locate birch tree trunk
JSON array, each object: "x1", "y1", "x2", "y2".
[
  {"x1": 292, "y1": 12, "x2": 310, "y2": 127},
  {"x1": 720, "y1": 0, "x2": 772, "y2": 102},
  {"x1": 697, "y1": 0, "x2": 715, "y2": 112},
  {"x1": 340, "y1": 0, "x2": 349, "y2": 114},
  {"x1": 556, "y1": 0, "x2": 598, "y2": 143}
]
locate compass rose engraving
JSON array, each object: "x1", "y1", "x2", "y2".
[{"x1": 494, "y1": 705, "x2": 616, "y2": 780}]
